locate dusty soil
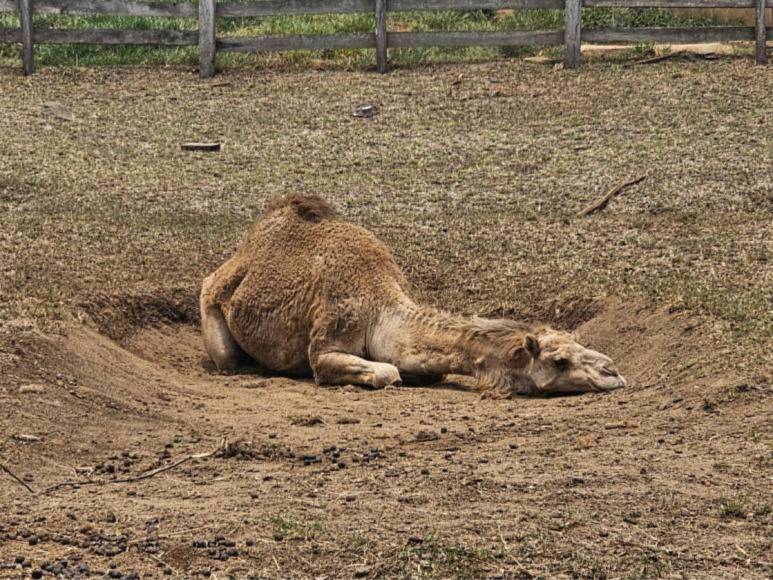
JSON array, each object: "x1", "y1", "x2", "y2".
[{"x1": 0, "y1": 59, "x2": 771, "y2": 578}]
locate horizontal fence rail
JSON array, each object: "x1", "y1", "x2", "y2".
[{"x1": 0, "y1": 0, "x2": 770, "y2": 75}]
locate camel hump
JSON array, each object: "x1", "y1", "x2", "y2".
[{"x1": 264, "y1": 195, "x2": 336, "y2": 223}]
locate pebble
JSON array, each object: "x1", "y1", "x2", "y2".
[{"x1": 354, "y1": 567, "x2": 370, "y2": 578}]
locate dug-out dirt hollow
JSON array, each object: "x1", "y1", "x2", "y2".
[{"x1": 0, "y1": 293, "x2": 770, "y2": 578}]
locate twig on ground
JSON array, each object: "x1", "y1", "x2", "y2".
[
  {"x1": 147, "y1": 553, "x2": 176, "y2": 574},
  {"x1": 577, "y1": 175, "x2": 647, "y2": 217},
  {"x1": 624, "y1": 52, "x2": 681, "y2": 67},
  {"x1": 625, "y1": 52, "x2": 714, "y2": 67},
  {"x1": 38, "y1": 449, "x2": 218, "y2": 495},
  {"x1": 0, "y1": 463, "x2": 36, "y2": 494}
]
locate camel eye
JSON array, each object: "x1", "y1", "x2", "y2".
[{"x1": 554, "y1": 358, "x2": 570, "y2": 370}]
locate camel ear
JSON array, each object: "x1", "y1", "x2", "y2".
[{"x1": 524, "y1": 335, "x2": 541, "y2": 359}]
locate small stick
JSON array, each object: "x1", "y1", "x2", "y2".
[
  {"x1": 577, "y1": 175, "x2": 647, "y2": 217},
  {"x1": 147, "y1": 553, "x2": 176, "y2": 574},
  {"x1": 0, "y1": 463, "x2": 36, "y2": 494},
  {"x1": 624, "y1": 52, "x2": 680, "y2": 67},
  {"x1": 38, "y1": 450, "x2": 216, "y2": 495},
  {"x1": 181, "y1": 142, "x2": 221, "y2": 152}
]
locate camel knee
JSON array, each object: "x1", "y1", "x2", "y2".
[{"x1": 312, "y1": 352, "x2": 401, "y2": 389}]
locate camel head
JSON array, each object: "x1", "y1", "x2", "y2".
[{"x1": 520, "y1": 330, "x2": 626, "y2": 394}]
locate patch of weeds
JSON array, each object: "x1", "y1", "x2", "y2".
[
  {"x1": 390, "y1": 532, "x2": 493, "y2": 577},
  {"x1": 656, "y1": 490, "x2": 679, "y2": 511},
  {"x1": 634, "y1": 550, "x2": 666, "y2": 579},
  {"x1": 702, "y1": 382, "x2": 770, "y2": 414},
  {"x1": 754, "y1": 504, "x2": 771, "y2": 518},
  {"x1": 631, "y1": 43, "x2": 655, "y2": 58},
  {"x1": 717, "y1": 497, "x2": 747, "y2": 519},
  {"x1": 270, "y1": 513, "x2": 323, "y2": 542},
  {"x1": 346, "y1": 531, "x2": 370, "y2": 557},
  {"x1": 566, "y1": 548, "x2": 610, "y2": 579}
]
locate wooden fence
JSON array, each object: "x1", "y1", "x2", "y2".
[{"x1": 0, "y1": 0, "x2": 770, "y2": 76}]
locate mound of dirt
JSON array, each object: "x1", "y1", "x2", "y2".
[{"x1": 0, "y1": 295, "x2": 770, "y2": 578}]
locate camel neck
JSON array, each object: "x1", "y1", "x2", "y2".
[{"x1": 370, "y1": 302, "x2": 536, "y2": 392}]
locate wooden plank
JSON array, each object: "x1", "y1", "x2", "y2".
[
  {"x1": 218, "y1": 0, "x2": 372, "y2": 17},
  {"x1": 181, "y1": 142, "x2": 221, "y2": 151},
  {"x1": 388, "y1": 29, "x2": 563, "y2": 46},
  {"x1": 220, "y1": 31, "x2": 563, "y2": 53},
  {"x1": 19, "y1": 0, "x2": 33, "y2": 74},
  {"x1": 391, "y1": 0, "x2": 563, "y2": 9},
  {"x1": 585, "y1": 0, "x2": 757, "y2": 6},
  {"x1": 564, "y1": 0, "x2": 581, "y2": 69},
  {"x1": 18, "y1": 27, "x2": 757, "y2": 48},
  {"x1": 3, "y1": 0, "x2": 772, "y2": 15},
  {"x1": 31, "y1": 28, "x2": 198, "y2": 44},
  {"x1": 199, "y1": 0, "x2": 216, "y2": 77},
  {"x1": 217, "y1": 0, "x2": 566, "y2": 17},
  {"x1": 375, "y1": 0, "x2": 388, "y2": 72},
  {"x1": 3, "y1": 0, "x2": 197, "y2": 17},
  {"x1": 756, "y1": 0, "x2": 768, "y2": 64},
  {"x1": 583, "y1": 26, "x2": 757, "y2": 43},
  {"x1": 0, "y1": 28, "x2": 21, "y2": 42},
  {"x1": 218, "y1": 33, "x2": 376, "y2": 52}
]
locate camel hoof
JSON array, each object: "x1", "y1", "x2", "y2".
[
  {"x1": 371, "y1": 364, "x2": 402, "y2": 389},
  {"x1": 384, "y1": 379, "x2": 403, "y2": 390}
]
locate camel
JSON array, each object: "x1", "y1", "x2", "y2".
[{"x1": 200, "y1": 196, "x2": 626, "y2": 397}]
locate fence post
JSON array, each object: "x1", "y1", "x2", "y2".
[
  {"x1": 199, "y1": 0, "x2": 216, "y2": 77},
  {"x1": 18, "y1": 0, "x2": 33, "y2": 75},
  {"x1": 564, "y1": 0, "x2": 581, "y2": 69},
  {"x1": 756, "y1": 0, "x2": 768, "y2": 65},
  {"x1": 375, "y1": 0, "x2": 388, "y2": 73}
]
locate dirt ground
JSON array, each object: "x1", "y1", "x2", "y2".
[{"x1": 0, "y1": 58, "x2": 771, "y2": 578}]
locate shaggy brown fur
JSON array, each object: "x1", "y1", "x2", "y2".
[{"x1": 200, "y1": 197, "x2": 625, "y2": 396}]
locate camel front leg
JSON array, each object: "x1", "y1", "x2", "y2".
[{"x1": 312, "y1": 352, "x2": 402, "y2": 389}]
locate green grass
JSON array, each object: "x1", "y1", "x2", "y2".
[
  {"x1": 0, "y1": 7, "x2": 735, "y2": 69},
  {"x1": 387, "y1": 531, "x2": 494, "y2": 577},
  {"x1": 718, "y1": 497, "x2": 747, "y2": 519},
  {"x1": 270, "y1": 513, "x2": 323, "y2": 541}
]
